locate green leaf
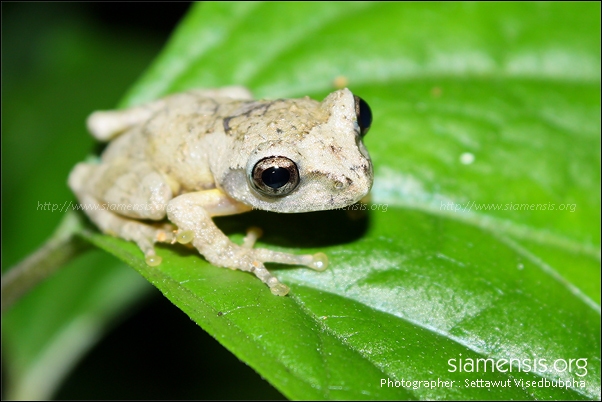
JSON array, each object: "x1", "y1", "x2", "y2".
[
  {"x1": 85, "y1": 2, "x2": 601, "y2": 400},
  {"x1": 4, "y1": 2, "x2": 600, "y2": 400}
]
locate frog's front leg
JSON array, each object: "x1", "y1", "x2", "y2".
[{"x1": 166, "y1": 190, "x2": 328, "y2": 296}]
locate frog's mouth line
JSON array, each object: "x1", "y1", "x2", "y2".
[{"x1": 248, "y1": 183, "x2": 372, "y2": 214}]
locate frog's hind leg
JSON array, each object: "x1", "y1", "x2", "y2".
[
  {"x1": 87, "y1": 99, "x2": 168, "y2": 141},
  {"x1": 188, "y1": 86, "x2": 253, "y2": 100},
  {"x1": 69, "y1": 161, "x2": 176, "y2": 265},
  {"x1": 70, "y1": 159, "x2": 176, "y2": 221},
  {"x1": 87, "y1": 86, "x2": 253, "y2": 141},
  {"x1": 77, "y1": 192, "x2": 175, "y2": 266}
]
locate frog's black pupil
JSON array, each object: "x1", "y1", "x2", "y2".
[
  {"x1": 357, "y1": 96, "x2": 372, "y2": 136},
  {"x1": 262, "y1": 167, "x2": 290, "y2": 189}
]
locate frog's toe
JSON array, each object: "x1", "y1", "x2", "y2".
[
  {"x1": 145, "y1": 253, "x2": 162, "y2": 267},
  {"x1": 175, "y1": 229, "x2": 195, "y2": 244},
  {"x1": 249, "y1": 260, "x2": 290, "y2": 296},
  {"x1": 123, "y1": 224, "x2": 177, "y2": 267},
  {"x1": 254, "y1": 248, "x2": 329, "y2": 272},
  {"x1": 269, "y1": 282, "x2": 290, "y2": 296},
  {"x1": 243, "y1": 226, "x2": 263, "y2": 249},
  {"x1": 139, "y1": 241, "x2": 162, "y2": 266},
  {"x1": 308, "y1": 252, "x2": 329, "y2": 271}
]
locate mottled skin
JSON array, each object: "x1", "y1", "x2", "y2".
[{"x1": 69, "y1": 86, "x2": 373, "y2": 295}]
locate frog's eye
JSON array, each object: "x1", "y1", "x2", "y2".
[
  {"x1": 251, "y1": 156, "x2": 300, "y2": 196},
  {"x1": 354, "y1": 95, "x2": 372, "y2": 137}
]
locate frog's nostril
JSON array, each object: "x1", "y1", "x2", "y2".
[{"x1": 334, "y1": 177, "x2": 353, "y2": 190}]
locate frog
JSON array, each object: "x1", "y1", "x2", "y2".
[{"x1": 69, "y1": 86, "x2": 373, "y2": 296}]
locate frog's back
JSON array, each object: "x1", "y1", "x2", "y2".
[{"x1": 95, "y1": 89, "x2": 257, "y2": 191}]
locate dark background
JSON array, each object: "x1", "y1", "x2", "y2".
[{"x1": 2, "y1": 3, "x2": 284, "y2": 399}]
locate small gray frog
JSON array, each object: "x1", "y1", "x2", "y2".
[{"x1": 69, "y1": 86, "x2": 373, "y2": 296}]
